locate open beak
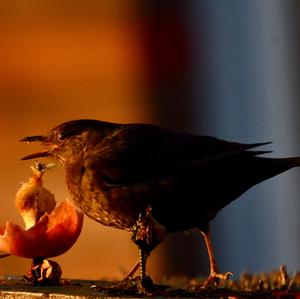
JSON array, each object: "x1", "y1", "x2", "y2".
[
  {"x1": 20, "y1": 135, "x2": 49, "y2": 160},
  {"x1": 20, "y1": 135, "x2": 46, "y2": 143},
  {"x1": 21, "y1": 150, "x2": 49, "y2": 160}
]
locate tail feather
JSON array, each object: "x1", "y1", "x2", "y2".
[
  {"x1": 253, "y1": 156, "x2": 300, "y2": 185},
  {"x1": 251, "y1": 150, "x2": 273, "y2": 156},
  {"x1": 282, "y1": 156, "x2": 300, "y2": 168},
  {"x1": 246, "y1": 141, "x2": 272, "y2": 149}
]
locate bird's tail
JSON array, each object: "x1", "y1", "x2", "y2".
[
  {"x1": 281, "y1": 156, "x2": 300, "y2": 168},
  {"x1": 249, "y1": 155, "x2": 300, "y2": 188}
]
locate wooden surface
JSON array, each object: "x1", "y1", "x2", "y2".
[
  {"x1": 0, "y1": 276, "x2": 121, "y2": 299},
  {"x1": 0, "y1": 275, "x2": 299, "y2": 299}
]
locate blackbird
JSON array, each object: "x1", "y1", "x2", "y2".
[{"x1": 21, "y1": 119, "x2": 300, "y2": 288}]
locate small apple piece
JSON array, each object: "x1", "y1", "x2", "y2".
[
  {"x1": 15, "y1": 163, "x2": 56, "y2": 229},
  {"x1": 0, "y1": 162, "x2": 84, "y2": 259}
]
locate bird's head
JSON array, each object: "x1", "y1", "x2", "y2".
[{"x1": 21, "y1": 119, "x2": 114, "y2": 164}]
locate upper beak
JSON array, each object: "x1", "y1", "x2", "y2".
[
  {"x1": 20, "y1": 135, "x2": 49, "y2": 160},
  {"x1": 20, "y1": 135, "x2": 47, "y2": 143}
]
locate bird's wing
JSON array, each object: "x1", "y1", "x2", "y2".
[
  {"x1": 83, "y1": 124, "x2": 169, "y2": 185},
  {"x1": 84, "y1": 124, "x2": 271, "y2": 186},
  {"x1": 155, "y1": 134, "x2": 271, "y2": 171}
]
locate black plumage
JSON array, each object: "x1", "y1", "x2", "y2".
[{"x1": 21, "y1": 119, "x2": 300, "y2": 288}]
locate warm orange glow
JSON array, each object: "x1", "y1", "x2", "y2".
[
  {"x1": 0, "y1": 1, "x2": 154, "y2": 280},
  {"x1": 1, "y1": 21, "x2": 146, "y2": 84},
  {"x1": 0, "y1": 1, "x2": 153, "y2": 124},
  {"x1": 0, "y1": 1, "x2": 188, "y2": 281}
]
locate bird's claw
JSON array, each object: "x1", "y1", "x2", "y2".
[
  {"x1": 140, "y1": 275, "x2": 154, "y2": 292},
  {"x1": 122, "y1": 272, "x2": 134, "y2": 282},
  {"x1": 201, "y1": 271, "x2": 233, "y2": 288},
  {"x1": 122, "y1": 260, "x2": 140, "y2": 281}
]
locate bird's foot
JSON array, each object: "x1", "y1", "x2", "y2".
[
  {"x1": 122, "y1": 260, "x2": 140, "y2": 281},
  {"x1": 139, "y1": 275, "x2": 154, "y2": 292},
  {"x1": 201, "y1": 271, "x2": 233, "y2": 289},
  {"x1": 122, "y1": 272, "x2": 135, "y2": 282},
  {"x1": 139, "y1": 276, "x2": 170, "y2": 295},
  {"x1": 91, "y1": 277, "x2": 138, "y2": 293},
  {"x1": 91, "y1": 276, "x2": 156, "y2": 295}
]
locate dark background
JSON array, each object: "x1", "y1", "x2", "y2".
[{"x1": 0, "y1": 0, "x2": 300, "y2": 281}]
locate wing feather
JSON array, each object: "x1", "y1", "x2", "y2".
[{"x1": 84, "y1": 124, "x2": 271, "y2": 186}]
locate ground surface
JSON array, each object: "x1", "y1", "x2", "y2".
[{"x1": 1, "y1": 267, "x2": 300, "y2": 299}]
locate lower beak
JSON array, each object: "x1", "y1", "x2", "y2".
[{"x1": 21, "y1": 150, "x2": 49, "y2": 160}]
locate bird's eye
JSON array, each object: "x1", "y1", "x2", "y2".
[
  {"x1": 56, "y1": 125, "x2": 82, "y2": 142},
  {"x1": 57, "y1": 129, "x2": 77, "y2": 142},
  {"x1": 57, "y1": 132, "x2": 66, "y2": 142}
]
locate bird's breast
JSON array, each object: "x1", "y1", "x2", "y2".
[{"x1": 64, "y1": 162, "x2": 147, "y2": 230}]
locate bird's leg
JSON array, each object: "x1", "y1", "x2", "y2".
[
  {"x1": 200, "y1": 228, "x2": 233, "y2": 288},
  {"x1": 131, "y1": 206, "x2": 166, "y2": 290},
  {"x1": 138, "y1": 247, "x2": 153, "y2": 290},
  {"x1": 139, "y1": 249, "x2": 147, "y2": 281},
  {"x1": 131, "y1": 206, "x2": 154, "y2": 289}
]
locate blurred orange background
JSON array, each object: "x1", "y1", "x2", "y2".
[
  {"x1": 1, "y1": 0, "x2": 300, "y2": 283},
  {"x1": 0, "y1": 1, "x2": 192, "y2": 281},
  {"x1": 0, "y1": 1, "x2": 152, "y2": 281}
]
